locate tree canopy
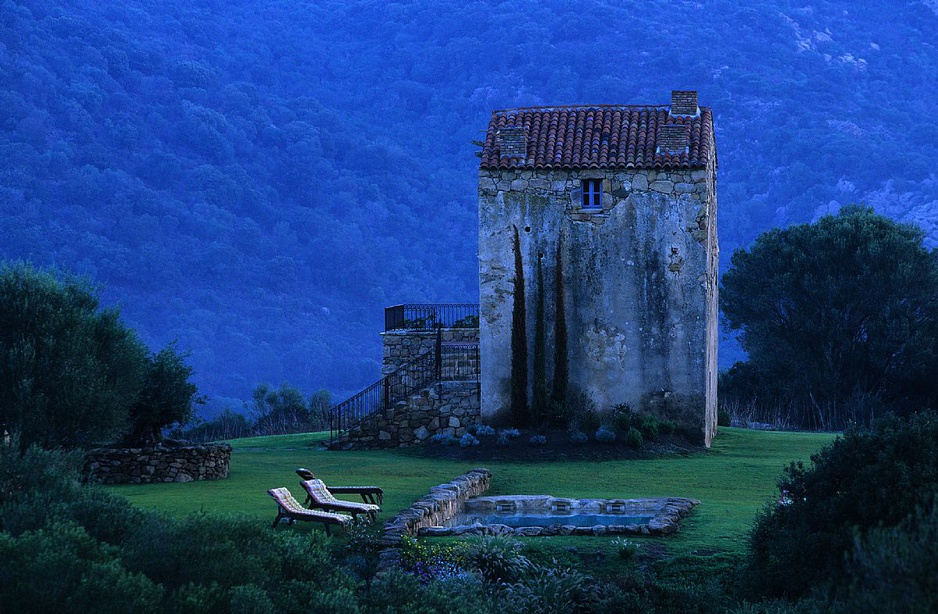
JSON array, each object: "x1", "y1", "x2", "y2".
[
  {"x1": 0, "y1": 263, "x2": 199, "y2": 449},
  {"x1": 721, "y1": 206, "x2": 938, "y2": 428}
]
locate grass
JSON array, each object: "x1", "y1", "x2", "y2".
[{"x1": 111, "y1": 427, "x2": 834, "y2": 559}]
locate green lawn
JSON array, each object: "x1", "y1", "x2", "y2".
[{"x1": 112, "y1": 427, "x2": 834, "y2": 557}]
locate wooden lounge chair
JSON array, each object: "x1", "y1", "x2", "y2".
[
  {"x1": 267, "y1": 487, "x2": 351, "y2": 535},
  {"x1": 295, "y1": 467, "x2": 384, "y2": 505},
  {"x1": 299, "y1": 478, "x2": 381, "y2": 521}
]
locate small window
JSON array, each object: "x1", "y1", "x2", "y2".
[{"x1": 582, "y1": 179, "x2": 602, "y2": 209}]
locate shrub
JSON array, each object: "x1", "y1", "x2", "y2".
[
  {"x1": 568, "y1": 430, "x2": 588, "y2": 445},
  {"x1": 495, "y1": 432, "x2": 511, "y2": 447},
  {"x1": 624, "y1": 427, "x2": 644, "y2": 449},
  {"x1": 613, "y1": 403, "x2": 635, "y2": 431},
  {"x1": 637, "y1": 415, "x2": 659, "y2": 441},
  {"x1": 501, "y1": 428, "x2": 521, "y2": 439},
  {"x1": 659, "y1": 419, "x2": 678, "y2": 436},
  {"x1": 747, "y1": 412, "x2": 938, "y2": 600},
  {"x1": 612, "y1": 537, "x2": 639, "y2": 561},
  {"x1": 842, "y1": 496, "x2": 938, "y2": 613},
  {"x1": 398, "y1": 535, "x2": 470, "y2": 583},
  {"x1": 463, "y1": 536, "x2": 531, "y2": 584},
  {"x1": 594, "y1": 426, "x2": 616, "y2": 444},
  {"x1": 500, "y1": 564, "x2": 598, "y2": 613},
  {"x1": 429, "y1": 433, "x2": 459, "y2": 446},
  {"x1": 718, "y1": 407, "x2": 732, "y2": 427},
  {"x1": 474, "y1": 424, "x2": 496, "y2": 437},
  {"x1": 528, "y1": 435, "x2": 547, "y2": 446},
  {"x1": 459, "y1": 433, "x2": 480, "y2": 448}
]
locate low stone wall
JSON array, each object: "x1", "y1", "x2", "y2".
[
  {"x1": 84, "y1": 442, "x2": 232, "y2": 484},
  {"x1": 381, "y1": 468, "x2": 492, "y2": 546},
  {"x1": 343, "y1": 381, "x2": 480, "y2": 449}
]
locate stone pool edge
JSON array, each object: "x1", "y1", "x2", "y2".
[
  {"x1": 417, "y1": 496, "x2": 699, "y2": 538},
  {"x1": 380, "y1": 467, "x2": 493, "y2": 547}
]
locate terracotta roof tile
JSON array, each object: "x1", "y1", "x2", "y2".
[{"x1": 479, "y1": 104, "x2": 714, "y2": 170}]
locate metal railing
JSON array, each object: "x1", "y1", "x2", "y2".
[
  {"x1": 330, "y1": 331, "x2": 480, "y2": 442},
  {"x1": 384, "y1": 303, "x2": 479, "y2": 331}
]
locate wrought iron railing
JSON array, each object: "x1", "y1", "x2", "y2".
[
  {"x1": 384, "y1": 303, "x2": 479, "y2": 331},
  {"x1": 330, "y1": 333, "x2": 480, "y2": 442}
]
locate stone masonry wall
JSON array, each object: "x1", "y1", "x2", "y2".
[
  {"x1": 479, "y1": 160, "x2": 718, "y2": 445},
  {"x1": 381, "y1": 468, "x2": 492, "y2": 546},
  {"x1": 382, "y1": 328, "x2": 479, "y2": 375},
  {"x1": 84, "y1": 443, "x2": 232, "y2": 484},
  {"x1": 342, "y1": 381, "x2": 480, "y2": 449}
]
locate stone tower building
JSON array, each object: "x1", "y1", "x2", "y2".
[{"x1": 477, "y1": 90, "x2": 718, "y2": 446}]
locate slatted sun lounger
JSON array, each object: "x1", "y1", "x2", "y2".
[
  {"x1": 295, "y1": 467, "x2": 384, "y2": 505},
  {"x1": 299, "y1": 478, "x2": 381, "y2": 521},
  {"x1": 267, "y1": 487, "x2": 351, "y2": 535}
]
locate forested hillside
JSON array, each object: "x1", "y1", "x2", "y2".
[{"x1": 2, "y1": 0, "x2": 937, "y2": 413}]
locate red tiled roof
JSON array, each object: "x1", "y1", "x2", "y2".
[{"x1": 479, "y1": 105, "x2": 714, "y2": 170}]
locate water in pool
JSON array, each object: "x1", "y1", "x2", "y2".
[{"x1": 445, "y1": 512, "x2": 655, "y2": 529}]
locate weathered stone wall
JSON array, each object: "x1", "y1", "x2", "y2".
[
  {"x1": 382, "y1": 328, "x2": 479, "y2": 375},
  {"x1": 479, "y1": 158, "x2": 718, "y2": 445},
  {"x1": 342, "y1": 381, "x2": 480, "y2": 448},
  {"x1": 84, "y1": 443, "x2": 232, "y2": 484},
  {"x1": 381, "y1": 468, "x2": 492, "y2": 545}
]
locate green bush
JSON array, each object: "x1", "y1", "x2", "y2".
[
  {"x1": 747, "y1": 412, "x2": 938, "y2": 600},
  {"x1": 718, "y1": 407, "x2": 732, "y2": 427},
  {"x1": 625, "y1": 427, "x2": 644, "y2": 449},
  {"x1": 637, "y1": 415, "x2": 660, "y2": 441},
  {"x1": 595, "y1": 425, "x2": 616, "y2": 443},
  {"x1": 841, "y1": 496, "x2": 938, "y2": 613},
  {"x1": 463, "y1": 536, "x2": 530, "y2": 584},
  {"x1": 568, "y1": 430, "x2": 588, "y2": 445},
  {"x1": 0, "y1": 522, "x2": 164, "y2": 614},
  {"x1": 659, "y1": 419, "x2": 678, "y2": 436},
  {"x1": 613, "y1": 403, "x2": 634, "y2": 432},
  {"x1": 500, "y1": 564, "x2": 598, "y2": 613},
  {"x1": 613, "y1": 537, "x2": 639, "y2": 561}
]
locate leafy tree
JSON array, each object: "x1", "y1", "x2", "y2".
[
  {"x1": 0, "y1": 263, "x2": 146, "y2": 449},
  {"x1": 0, "y1": 263, "x2": 201, "y2": 449},
  {"x1": 251, "y1": 382, "x2": 315, "y2": 435},
  {"x1": 747, "y1": 412, "x2": 938, "y2": 600},
  {"x1": 124, "y1": 345, "x2": 203, "y2": 446},
  {"x1": 721, "y1": 206, "x2": 938, "y2": 429}
]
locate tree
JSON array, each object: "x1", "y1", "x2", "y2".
[
  {"x1": 509, "y1": 226, "x2": 528, "y2": 427},
  {"x1": 550, "y1": 237, "x2": 568, "y2": 406},
  {"x1": 721, "y1": 206, "x2": 938, "y2": 429},
  {"x1": 0, "y1": 263, "x2": 146, "y2": 449},
  {"x1": 0, "y1": 262, "x2": 201, "y2": 449},
  {"x1": 124, "y1": 345, "x2": 202, "y2": 446},
  {"x1": 531, "y1": 254, "x2": 548, "y2": 425},
  {"x1": 251, "y1": 382, "x2": 311, "y2": 435}
]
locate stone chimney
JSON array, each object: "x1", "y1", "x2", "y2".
[
  {"x1": 497, "y1": 126, "x2": 527, "y2": 161},
  {"x1": 657, "y1": 124, "x2": 690, "y2": 156},
  {"x1": 670, "y1": 90, "x2": 699, "y2": 117}
]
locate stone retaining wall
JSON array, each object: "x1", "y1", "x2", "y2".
[
  {"x1": 382, "y1": 328, "x2": 479, "y2": 375},
  {"x1": 381, "y1": 468, "x2": 492, "y2": 546},
  {"x1": 342, "y1": 381, "x2": 480, "y2": 449},
  {"x1": 84, "y1": 442, "x2": 232, "y2": 484}
]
